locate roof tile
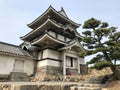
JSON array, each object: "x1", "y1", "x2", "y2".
[{"x1": 0, "y1": 41, "x2": 32, "y2": 58}]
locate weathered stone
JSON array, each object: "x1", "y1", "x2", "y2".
[
  {"x1": 80, "y1": 64, "x2": 88, "y2": 75},
  {"x1": 66, "y1": 68, "x2": 79, "y2": 75},
  {"x1": 39, "y1": 85, "x2": 48, "y2": 90},
  {"x1": 20, "y1": 85, "x2": 38, "y2": 90},
  {"x1": 85, "y1": 76, "x2": 106, "y2": 84},
  {"x1": 47, "y1": 86, "x2": 53, "y2": 90},
  {"x1": 0, "y1": 74, "x2": 9, "y2": 82},
  {"x1": 63, "y1": 85, "x2": 70, "y2": 90},
  {"x1": 53, "y1": 85, "x2": 61, "y2": 90},
  {"x1": 35, "y1": 66, "x2": 63, "y2": 81},
  {"x1": 10, "y1": 72, "x2": 29, "y2": 82},
  {"x1": 0, "y1": 84, "x2": 11, "y2": 90}
]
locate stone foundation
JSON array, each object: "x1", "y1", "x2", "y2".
[
  {"x1": 0, "y1": 74, "x2": 9, "y2": 82},
  {"x1": 66, "y1": 68, "x2": 79, "y2": 75},
  {"x1": 64, "y1": 75, "x2": 82, "y2": 82},
  {"x1": 0, "y1": 83, "x2": 77, "y2": 90},
  {"x1": 33, "y1": 66, "x2": 84, "y2": 82},
  {"x1": 10, "y1": 72, "x2": 30, "y2": 82},
  {"x1": 34, "y1": 66, "x2": 63, "y2": 81}
]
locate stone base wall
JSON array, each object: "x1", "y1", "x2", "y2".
[
  {"x1": 10, "y1": 72, "x2": 29, "y2": 82},
  {"x1": 80, "y1": 64, "x2": 88, "y2": 75},
  {"x1": 0, "y1": 74, "x2": 9, "y2": 82},
  {"x1": 33, "y1": 66, "x2": 63, "y2": 81},
  {"x1": 0, "y1": 83, "x2": 76, "y2": 90},
  {"x1": 66, "y1": 68, "x2": 79, "y2": 75},
  {"x1": 33, "y1": 66, "x2": 83, "y2": 82}
]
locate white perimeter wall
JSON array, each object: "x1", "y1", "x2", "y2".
[
  {"x1": 0, "y1": 55, "x2": 35, "y2": 76},
  {"x1": 0, "y1": 55, "x2": 14, "y2": 74},
  {"x1": 24, "y1": 60, "x2": 35, "y2": 75}
]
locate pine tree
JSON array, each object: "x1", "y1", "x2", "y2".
[{"x1": 81, "y1": 18, "x2": 120, "y2": 79}]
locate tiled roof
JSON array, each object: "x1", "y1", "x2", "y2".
[{"x1": 0, "y1": 41, "x2": 32, "y2": 58}]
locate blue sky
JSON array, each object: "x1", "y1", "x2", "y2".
[
  {"x1": 0, "y1": 0, "x2": 120, "y2": 45},
  {"x1": 0, "y1": 0, "x2": 120, "y2": 63}
]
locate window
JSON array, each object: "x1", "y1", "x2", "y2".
[
  {"x1": 41, "y1": 51, "x2": 43, "y2": 59},
  {"x1": 56, "y1": 33, "x2": 58, "y2": 39},
  {"x1": 66, "y1": 56, "x2": 73, "y2": 67},
  {"x1": 64, "y1": 37, "x2": 66, "y2": 42}
]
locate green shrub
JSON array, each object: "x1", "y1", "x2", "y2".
[{"x1": 93, "y1": 61, "x2": 113, "y2": 70}]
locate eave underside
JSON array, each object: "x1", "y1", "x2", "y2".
[
  {"x1": 21, "y1": 19, "x2": 62, "y2": 41},
  {"x1": 31, "y1": 33, "x2": 67, "y2": 50},
  {"x1": 21, "y1": 19, "x2": 76, "y2": 42}
]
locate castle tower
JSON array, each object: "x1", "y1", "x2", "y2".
[{"x1": 20, "y1": 6, "x2": 85, "y2": 80}]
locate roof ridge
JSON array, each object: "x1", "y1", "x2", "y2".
[
  {"x1": 0, "y1": 41, "x2": 33, "y2": 58},
  {"x1": 28, "y1": 6, "x2": 80, "y2": 29},
  {"x1": 58, "y1": 7, "x2": 68, "y2": 18},
  {"x1": 0, "y1": 41, "x2": 19, "y2": 48}
]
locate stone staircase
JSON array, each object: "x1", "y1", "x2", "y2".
[{"x1": 70, "y1": 76, "x2": 106, "y2": 90}]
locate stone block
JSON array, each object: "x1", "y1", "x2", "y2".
[
  {"x1": 62, "y1": 85, "x2": 70, "y2": 90},
  {"x1": 0, "y1": 74, "x2": 9, "y2": 81},
  {"x1": 20, "y1": 85, "x2": 38, "y2": 90},
  {"x1": 52, "y1": 85, "x2": 61, "y2": 90},
  {"x1": 39, "y1": 85, "x2": 48, "y2": 90},
  {"x1": 10, "y1": 72, "x2": 29, "y2": 82}
]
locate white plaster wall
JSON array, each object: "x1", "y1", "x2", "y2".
[
  {"x1": 37, "y1": 59, "x2": 60, "y2": 67},
  {"x1": 79, "y1": 57, "x2": 85, "y2": 64},
  {"x1": 43, "y1": 49, "x2": 61, "y2": 60},
  {"x1": 42, "y1": 49, "x2": 48, "y2": 59},
  {"x1": 37, "y1": 60, "x2": 47, "y2": 67},
  {"x1": 58, "y1": 34, "x2": 64, "y2": 41},
  {"x1": 0, "y1": 55, "x2": 35, "y2": 76},
  {"x1": 48, "y1": 31, "x2": 56, "y2": 38},
  {"x1": 73, "y1": 58, "x2": 77, "y2": 69},
  {"x1": 38, "y1": 52, "x2": 42, "y2": 60},
  {"x1": 47, "y1": 49, "x2": 61, "y2": 60},
  {"x1": 47, "y1": 60, "x2": 60, "y2": 67},
  {"x1": 14, "y1": 60, "x2": 24, "y2": 72},
  {"x1": 0, "y1": 55, "x2": 14, "y2": 74},
  {"x1": 24, "y1": 60, "x2": 35, "y2": 75},
  {"x1": 66, "y1": 38, "x2": 71, "y2": 42},
  {"x1": 64, "y1": 50, "x2": 79, "y2": 59}
]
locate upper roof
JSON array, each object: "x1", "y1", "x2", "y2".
[
  {"x1": 21, "y1": 19, "x2": 62, "y2": 41},
  {"x1": 0, "y1": 41, "x2": 33, "y2": 59},
  {"x1": 27, "y1": 6, "x2": 80, "y2": 29},
  {"x1": 31, "y1": 32, "x2": 67, "y2": 45}
]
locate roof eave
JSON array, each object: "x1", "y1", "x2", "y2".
[
  {"x1": 31, "y1": 33, "x2": 67, "y2": 45},
  {"x1": 21, "y1": 19, "x2": 62, "y2": 41},
  {"x1": 28, "y1": 6, "x2": 80, "y2": 29},
  {"x1": 0, "y1": 51, "x2": 34, "y2": 60}
]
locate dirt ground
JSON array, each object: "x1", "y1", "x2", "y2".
[
  {"x1": 102, "y1": 80, "x2": 120, "y2": 90},
  {"x1": 88, "y1": 67, "x2": 120, "y2": 90}
]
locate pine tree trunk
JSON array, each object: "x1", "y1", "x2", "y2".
[{"x1": 111, "y1": 66, "x2": 120, "y2": 80}]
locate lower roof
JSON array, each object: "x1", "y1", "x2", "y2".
[{"x1": 0, "y1": 41, "x2": 33, "y2": 59}]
